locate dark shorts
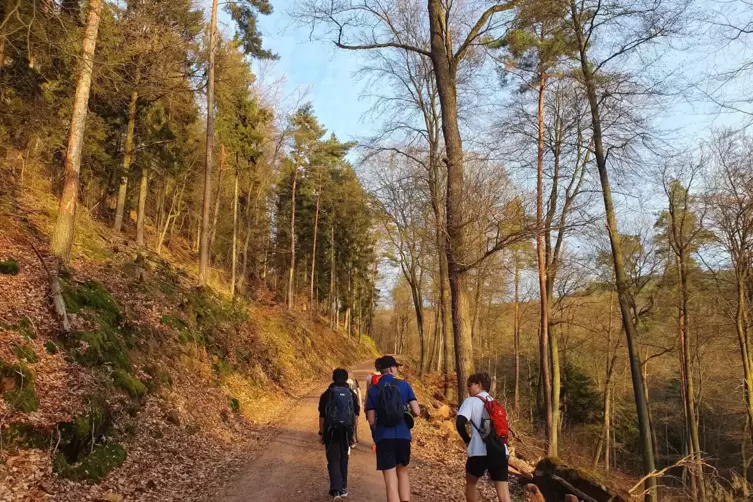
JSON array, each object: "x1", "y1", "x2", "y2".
[
  {"x1": 466, "y1": 454, "x2": 508, "y2": 482},
  {"x1": 376, "y1": 439, "x2": 411, "y2": 471}
]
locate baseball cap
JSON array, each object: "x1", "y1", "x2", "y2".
[{"x1": 379, "y1": 355, "x2": 403, "y2": 370}]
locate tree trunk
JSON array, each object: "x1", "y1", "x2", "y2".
[
  {"x1": 51, "y1": 0, "x2": 103, "y2": 262},
  {"x1": 135, "y1": 164, "x2": 148, "y2": 245},
  {"x1": 428, "y1": 0, "x2": 473, "y2": 401},
  {"x1": 287, "y1": 158, "x2": 299, "y2": 310},
  {"x1": 210, "y1": 144, "x2": 226, "y2": 251},
  {"x1": 114, "y1": 89, "x2": 138, "y2": 232},
  {"x1": 199, "y1": 0, "x2": 218, "y2": 286},
  {"x1": 231, "y1": 153, "x2": 239, "y2": 297},
  {"x1": 678, "y1": 251, "x2": 705, "y2": 500},
  {"x1": 570, "y1": 2, "x2": 657, "y2": 497},
  {"x1": 329, "y1": 222, "x2": 336, "y2": 329},
  {"x1": 735, "y1": 274, "x2": 753, "y2": 445},
  {"x1": 156, "y1": 179, "x2": 185, "y2": 255},
  {"x1": 310, "y1": 183, "x2": 321, "y2": 314},
  {"x1": 535, "y1": 72, "x2": 555, "y2": 456},
  {"x1": 514, "y1": 256, "x2": 521, "y2": 413},
  {"x1": 408, "y1": 275, "x2": 426, "y2": 378}
]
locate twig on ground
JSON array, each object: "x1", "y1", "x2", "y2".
[{"x1": 29, "y1": 239, "x2": 71, "y2": 334}]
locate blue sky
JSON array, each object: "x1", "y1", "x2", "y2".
[{"x1": 237, "y1": 0, "x2": 379, "y2": 142}]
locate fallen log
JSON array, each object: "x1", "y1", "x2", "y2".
[
  {"x1": 30, "y1": 241, "x2": 71, "y2": 334},
  {"x1": 534, "y1": 457, "x2": 630, "y2": 502}
]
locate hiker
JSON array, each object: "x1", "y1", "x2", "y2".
[
  {"x1": 346, "y1": 376, "x2": 362, "y2": 444},
  {"x1": 365, "y1": 356, "x2": 383, "y2": 452},
  {"x1": 366, "y1": 355, "x2": 420, "y2": 502},
  {"x1": 319, "y1": 368, "x2": 360, "y2": 500},
  {"x1": 366, "y1": 357, "x2": 383, "y2": 396},
  {"x1": 456, "y1": 372, "x2": 511, "y2": 502}
]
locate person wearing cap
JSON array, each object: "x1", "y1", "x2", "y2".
[{"x1": 366, "y1": 355, "x2": 420, "y2": 502}]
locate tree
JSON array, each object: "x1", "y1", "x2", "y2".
[
  {"x1": 709, "y1": 132, "x2": 753, "y2": 450},
  {"x1": 499, "y1": 1, "x2": 577, "y2": 453},
  {"x1": 199, "y1": 0, "x2": 219, "y2": 285},
  {"x1": 296, "y1": 0, "x2": 520, "y2": 400},
  {"x1": 278, "y1": 104, "x2": 326, "y2": 309},
  {"x1": 375, "y1": 151, "x2": 430, "y2": 377},
  {"x1": 656, "y1": 167, "x2": 712, "y2": 500},
  {"x1": 51, "y1": 0, "x2": 104, "y2": 261},
  {"x1": 566, "y1": 0, "x2": 687, "y2": 496},
  {"x1": 200, "y1": 0, "x2": 274, "y2": 285}
]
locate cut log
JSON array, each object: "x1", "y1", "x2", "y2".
[
  {"x1": 30, "y1": 241, "x2": 71, "y2": 334},
  {"x1": 510, "y1": 454, "x2": 536, "y2": 479}
]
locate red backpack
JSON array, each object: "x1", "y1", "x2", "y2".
[{"x1": 475, "y1": 395, "x2": 509, "y2": 446}]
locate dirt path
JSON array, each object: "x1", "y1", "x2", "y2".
[{"x1": 217, "y1": 362, "x2": 421, "y2": 502}]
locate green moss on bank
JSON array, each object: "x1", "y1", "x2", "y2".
[
  {"x1": 54, "y1": 443, "x2": 126, "y2": 482},
  {"x1": 0, "y1": 259, "x2": 20, "y2": 275}
]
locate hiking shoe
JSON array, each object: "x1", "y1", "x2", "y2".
[
  {"x1": 340, "y1": 489, "x2": 349, "y2": 498},
  {"x1": 333, "y1": 494, "x2": 342, "y2": 501}
]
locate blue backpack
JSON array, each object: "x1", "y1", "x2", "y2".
[
  {"x1": 325, "y1": 386, "x2": 355, "y2": 430},
  {"x1": 376, "y1": 380, "x2": 404, "y2": 427}
]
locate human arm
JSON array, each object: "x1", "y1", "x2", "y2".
[
  {"x1": 351, "y1": 390, "x2": 361, "y2": 417},
  {"x1": 367, "y1": 409, "x2": 376, "y2": 428},
  {"x1": 318, "y1": 391, "x2": 327, "y2": 444},
  {"x1": 456, "y1": 415, "x2": 472, "y2": 444},
  {"x1": 404, "y1": 383, "x2": 420, "y2": 417},
  {"x1": 408, "y1": 400, "x2": 420, "y2": 417}
]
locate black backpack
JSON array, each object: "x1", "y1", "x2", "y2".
[
  {"x1": 325, "y1": 386, "x2": 355, "y2": 430},
  {"x1": 376, "y1": 380, "x2": 404, "y2": 427}
]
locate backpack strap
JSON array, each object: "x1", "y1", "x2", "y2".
[{"x1": 469, "y1": 395, "x2": 489, "y2": 435}]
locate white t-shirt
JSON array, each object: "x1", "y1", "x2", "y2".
[{"x1": 458, "y1": 391, "x2": 503, "y2": 457}]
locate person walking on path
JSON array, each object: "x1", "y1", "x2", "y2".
[
  {"x1": 455, "y1": 372, "x2": 511, "y2": 502},
  {"x1": 319, "y1": 368, "x2": 360, "y2": 500},
  {"x1": 366, "y1": 356, "x2": 420, "y2": 502},
  {"x1": 346, "y1": 376, "x2": 362, "y2": 444},
  {"x1": 365, "y1": 357, "x2": 383, "y2": 452}
]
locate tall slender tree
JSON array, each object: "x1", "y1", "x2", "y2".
[{"x1": 51, "y1": 0, "x2": 104, "y2": 261}]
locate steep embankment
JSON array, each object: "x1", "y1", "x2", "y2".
[{"x1": 0, "y1": 184, "x2": 375, "y2": 502}]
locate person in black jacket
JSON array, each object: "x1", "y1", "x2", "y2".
[{"x1": 319, "y1": 368, "x2": 360, "y2": 500}]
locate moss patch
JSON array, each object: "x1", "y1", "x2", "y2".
[
  {"x1": 143, "y1": 365, "x2": 172, "y2": 390},
  {"x1": 0, "y1": 259, "x2": 20, "y2": 275},
  {"x1": 5, "y1": 423, "x2": 51, "y2": 450},
  {"x1": 112, "y1": 369, "x2": 146, "y2": 398},
  {"x1": 54, "y1": 442, "x2": 126, "y2": 482},
  {"x1": 1, "y1": 360, "x2": 37, "y2": 412},
  {"x1": 57, "y1": 398, "x2": 112, "y2": 463},
  {"x1": 228, "y1": 397, "x2": 240, "y2": 413},
  {"x1": 4, "y1": 387, "x2": 38, "y2": 412},
  {"x1": 61, "y1": 279, "x2": 132, "y2": 371},
  {"x1": 12, "y1": 342, "x2": 38, "y2": 363}
]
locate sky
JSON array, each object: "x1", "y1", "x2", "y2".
[
  {"x1": 228, "y1": 0, "x2": 379, "y2": 143},
  {"x1": 219, "y1": 0, "x2": 753, "y2": 162}
]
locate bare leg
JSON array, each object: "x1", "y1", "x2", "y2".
[
  {"x1": 397, "y1": 464, "x2": 410, "y2": 501},
  {"x1": 466, "y1": 473, "x2": 480, "y2": 502},
  {"x1": 382, "y1": 468, "x2": 400, "y2": 502},
  {"x1": 494, "y1": 481, "x2": 511, "y2": 502}
]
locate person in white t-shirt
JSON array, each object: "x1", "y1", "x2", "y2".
[{"x1": 455, "y1": 372, "x2": 510, "y2": 502}]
